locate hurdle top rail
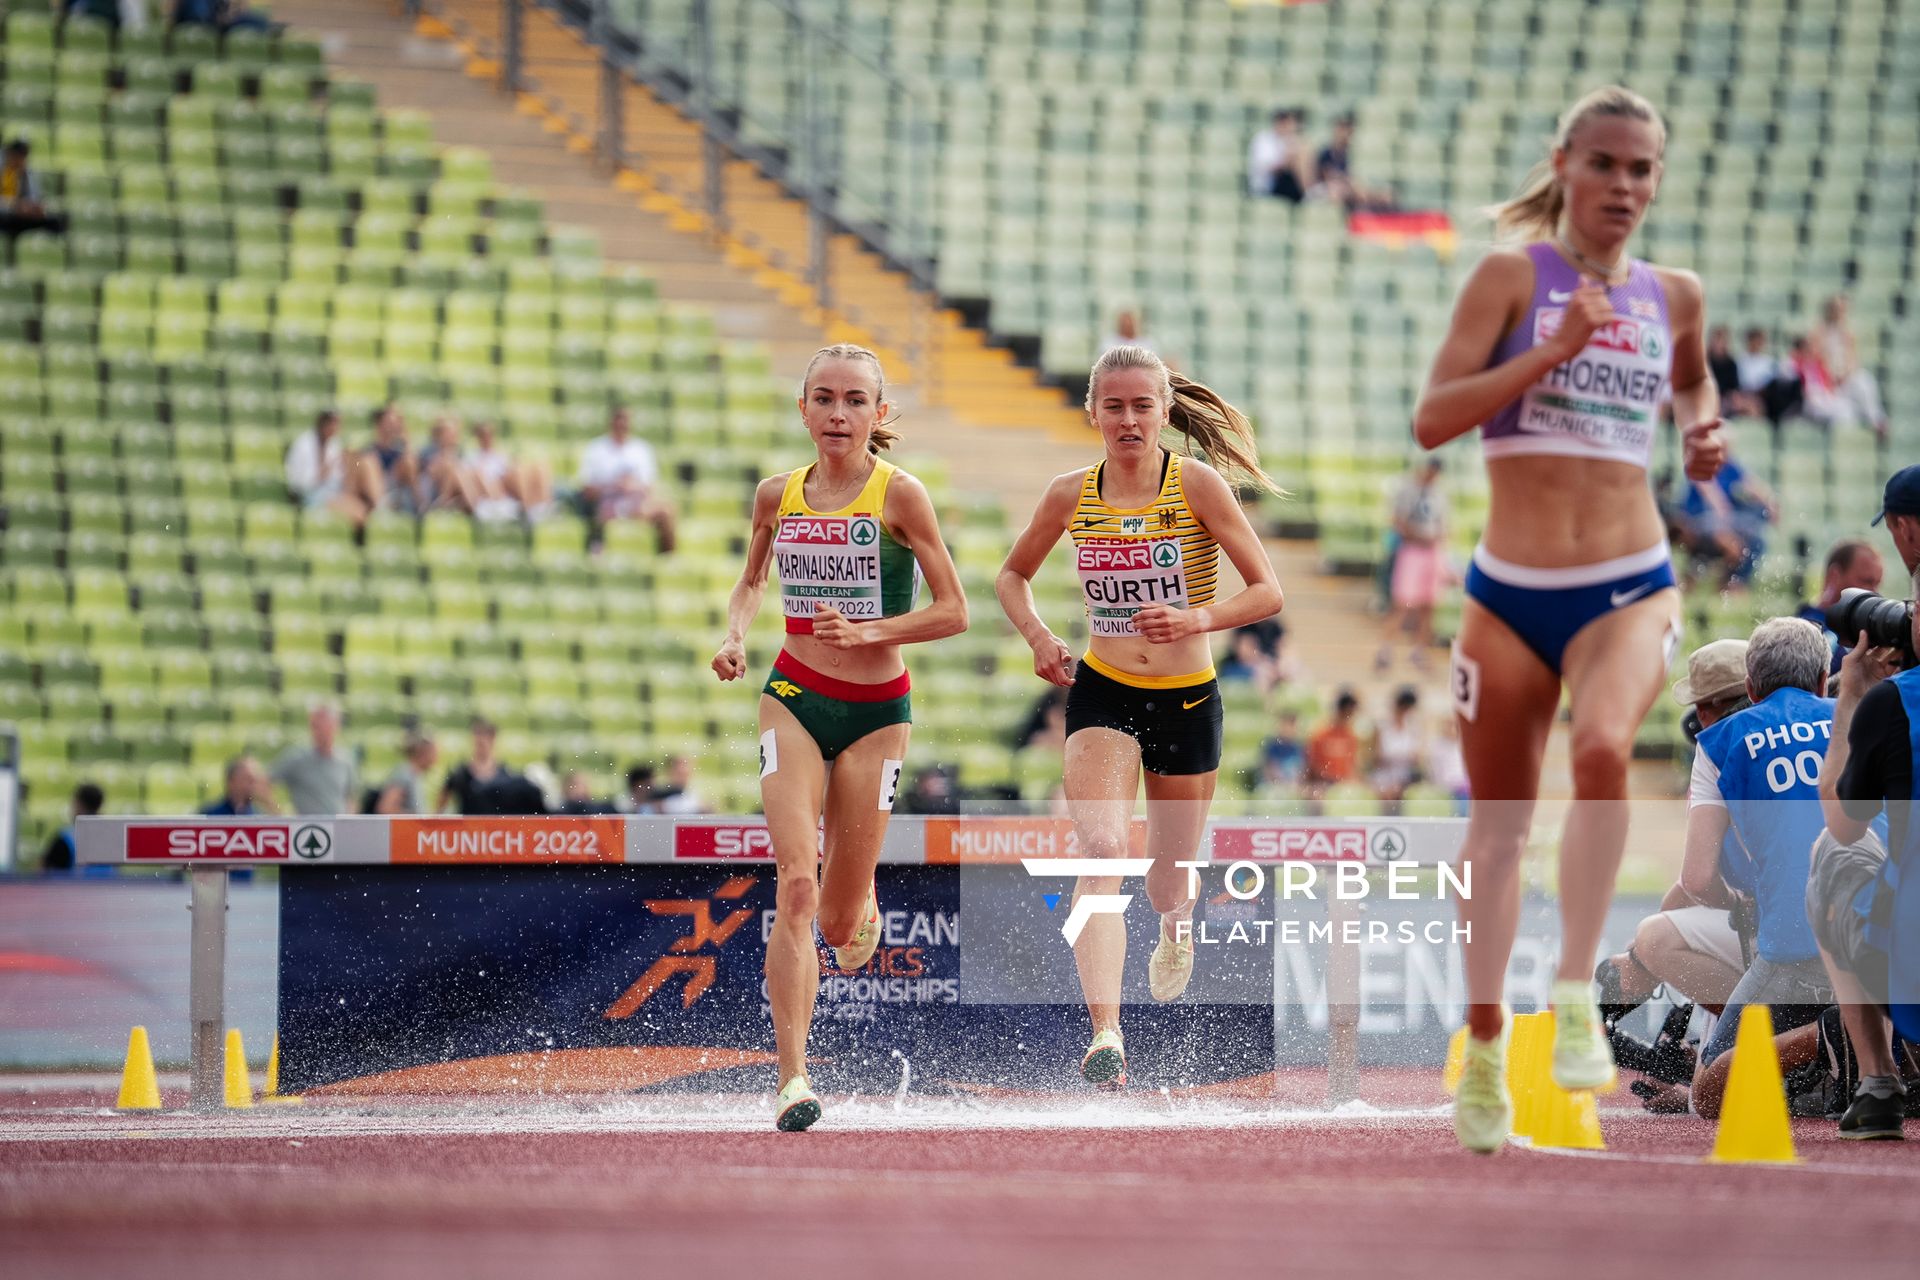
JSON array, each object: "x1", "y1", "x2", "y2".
[{"x1": 73, "y1": 814, "x2": 1464, "y2": 1110}]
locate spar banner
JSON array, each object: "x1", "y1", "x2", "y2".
[{"x1": 277, "y1": 865, "x2": 1272, "y2": 1095}]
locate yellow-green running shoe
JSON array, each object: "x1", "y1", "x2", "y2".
[
  {"x1": 1453, "y1": 1012, "x2": 1512, "y2": 1154},
  {"x1": 833, "y1": 881, "x2": 882, "y2": 973},
  {"x1": 775, "y1": 1075, "x2": 822, "y2": 1132},
  {"x1": 1081, "y1": 1028, "x2": 1127, "y2": 1091},
  {"x1": 1551, "y1": 978, "x2": 1617, "y2": 1092},
  {"x1": 1148, "y1": 915, "x2": 1196, "y2": 1003}
]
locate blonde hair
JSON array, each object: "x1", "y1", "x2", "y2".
[
  {"x1": 1086, "y1": 345, "x2": 1283, "y2": 494},
  {"x1": 798, "y1": 344, "x2": 900, "y2": 453},
  {"x1": 1489, "y1": 86, "x2": 1667, "y2": 243}
]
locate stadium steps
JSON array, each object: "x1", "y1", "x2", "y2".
[{"x1": 415, "y1": 0, "x2": 1094, "y2": 450}]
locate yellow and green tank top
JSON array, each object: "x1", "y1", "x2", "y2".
[
  {"x1": 773, "y1": 458, "x2": 920, "y2": 634},
  {"x1": 1069, "y1": 451, "x2": 1218, "y2": 639}
]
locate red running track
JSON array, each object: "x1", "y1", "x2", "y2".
[{"x1": 3, "y1": 1093, "x2": 1919, "y2": 1279}]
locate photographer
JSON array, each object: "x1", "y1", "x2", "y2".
[
  {"x1": 1812, "y1": 563, "x2": 1919, "y2": 1139},
  {"x1": 1683, "y1": 619, "x2": 1842, "y2": 1120},
  {"x1": 1875, "y1": 465, "x2": 1920, "y2": 576}
]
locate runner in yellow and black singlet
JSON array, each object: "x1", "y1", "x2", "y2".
[{"x1": 997, "y1": 345, "x2": 1284, "y2": 1090}]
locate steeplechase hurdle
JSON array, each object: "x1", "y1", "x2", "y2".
[{"x1": 76, "y1": 814, "x2": 1466, "y2": 1110}]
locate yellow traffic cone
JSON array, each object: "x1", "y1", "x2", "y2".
[
  {"x1": 1443, "y1": 1025, "x2": 1467, "y2": 1095},
  {"x1": 223, "y1": 1029, "x2": 254, "y2": 1109},
  {"x1": 116, "y1": 1026, "x2": 161, "y2": 1111},
  {"x1": 1537, "y1": 1078, "x2": 1608, "y2": 1150},
  {"x1": 262, "y1": 1033, "x2": 305, "y2": 1106},
  {"x1": 1509, "y1": 1012, "x2": 1549, "y2": 1142},
  {"x1": 1709, "y1": 1005, "x2": 1798, "y2": 1163}
]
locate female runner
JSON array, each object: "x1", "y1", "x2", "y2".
[
  {"x1": 997, "y1": 345, "x2": 1284, "y2": 1088},
  {"x1": 1412, "y1": 87, "x2": 1726, "y2": 1151},
  {"x1": 712, "y1": 344, "x2": 968, "y2": 1130}
]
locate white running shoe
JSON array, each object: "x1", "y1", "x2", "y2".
[
  {"x1": 832, "y1": 881, "x2": 882, "y2": 973},
  {"x1": 1081, "y1": 1028, "x2": 1127, "y2": 1091},
  {"x1": 1453, "y1": 1012, "x2": 1512, "y2": 1154},
  {"x1": 1147, "y1": 915, "x2": 1196, "y2": 1003},
  {"x1": 1550, "y1": 978, "x2": 1617, "y2": 1092},
  {"x1": 775, "y1": 1075, "x2": 822, "y2": 1132}
]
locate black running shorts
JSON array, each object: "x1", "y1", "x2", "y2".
[{"x1": 1064, "y1": 658, "x2": 1224, "y2": 777}]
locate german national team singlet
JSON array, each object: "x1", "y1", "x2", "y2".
[{"x1": 1069, "y1": 452, "x2": 1218, "y2": 638}]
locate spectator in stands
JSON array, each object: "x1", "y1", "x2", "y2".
[
  {"x1": 0, "y1": 140, "x2": 66, "y2": 241},
  {"x1": 1376, "y1": 457, "x2": 1448, "y2": 672},
  {"x1": 901, "y1": 764, "x2": 960, "y2": 816},
  {"x1": 1875, "y1": 464, "x2": 1920, "y2": 575},
  {"x1": 1258, "y1": 709, "x2": 1305, "y2": 790},
  {"x1": 40, "y1": 781, "x2": 104, "y2": 872},
  {"x1": 652, "y1": 754, "x2": 709, "y2": 815},
  {"x1": 352, "y1": 402, "x2": 422, "y2": 515},
  {"x1": 1797, "y1": 538, "x2": 1885, "y2": 673},
  {"x1": 271, "y1": 701, "x2": 359, "y2": 816},
  {"x1": 1813, "y1": 294, "x2": 1890, "y2": 438},
  {"x1": 417, "y1": 417, "x2": 484, "y2": 516},
  {"x1": 1217, "y1": 627, "x2": 1279, "y2": 694},
  {"x1": 203, "y1": 756, "x2": 276, "y2": 816},
  {"x1": 1734, "y1": 327, "x2": 1801, "y2": 426},
  {"x1": 1811, "y1": 564, "x2": 1920, "y2": 1139},
  {"x1": 1680, "y1": 442, "x2": 1777, "y2": 591},
  {"x1": 1248, "y1": 107, "x2": 1312, "y2": 202},
  {"x1": 174, "y1": 0, "x2": 275, "y2": 33},
  {"x1": 1312, "y1": 112, "x2": 1394, "y2": 212},
  {"x1": 580, "y1": 406, "x2": 677, "y2": 551},
  {"x1": 1099, "y1": 310, "x2": 1155, "y2": 357},
  {"x1": 1370, "y1": 686, "x2": 1428, "y2": 804},
  {"x1": 1304, "y1": 689, "x2": 1364, "y2": 797},
  {"x1": 618, "y1": 762, "x2": 658, "y2": 814},
  {"x1": 437, "y1": 717, "x2": 506, "y2": 815},
  {"x1": 1014, "y1": 686, "x2": 1069, "y2": 752},
  {"x1": 1681, "y1": 620, "x2": 1844, "y2": 1121},
  {"x1": 555, "y1": 770, "x2": 614, "y2": 815},
  {"x1": 1706, "y1": 325, "x2": 1748, "y2": 412},
  {"x1": 467, "y1": 420, "x2": 555, "y2": 524},
  {"x1": 373, "y1": 732, "x2": 439, "y2": 815},
  {"x1": 285, "y1": 410, "x2": 369, "y2": 526},
  {"x1": 1788, "y1": 334, "x2": 1848, "y2": 428}
]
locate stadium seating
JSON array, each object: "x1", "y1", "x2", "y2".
[{"x1": 0, "y1": 5, "x2": 1111, "y2": 852}]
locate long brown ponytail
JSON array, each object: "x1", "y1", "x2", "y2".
[
  {"x1": 1086, "y1": 345, "x2": 1284, "y2": 495},
  {"x1": 1488, "y1": 85, "x2": 1666, "y2": 242},
  {"x1": 798, "y1": 343, "x2": 901, "y2": 453}
]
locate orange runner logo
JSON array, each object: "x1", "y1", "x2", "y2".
[{"x1": 604, "y1": 875, "x2": 758, "y2": 1016}]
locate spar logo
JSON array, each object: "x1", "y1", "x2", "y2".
[
  {"x1": 848, "y1": 516, "x2": 878, "y2": 547},
  {"x1": 1212, "y1": 826, "x2": 1370, "y2": 862},
  {"x1": 1536, "y1": 310, "x2": 1661, "y2": 357},
  {"x1": 777, "y1": 516, "x2": 850, "y2": 545},
  {"x1": 1150, "y1": 541, "x2": 1179, "y2": 568},
  {"x1": 1077, "y1": 541, "x2": 1155, "y2": 571},
  {"x1": 674, "y1": 823, "x2": 776, "y2": 860},
  {"x1": 126, "y1": 823, "x2": 313, "y2": 860},
  {"x1": 604, "y1": 874, "x2": 758, "y2": 1015}
]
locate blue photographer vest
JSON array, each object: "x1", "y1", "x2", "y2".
[
  {"x1": 1697, "y1": 687, "x2": 1839, "y2": 963},
  {"x1": 1887, "y1": 669, "x2": 1920, "y2": 1040}
]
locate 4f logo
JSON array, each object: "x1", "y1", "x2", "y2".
[
  {"x1": 768, "y1": 679, "x2": 802, "y2": 698},
  {"x1": 1022, "y1": 858, "x2": 1155, "y2": 945},
  {"x1": 604, "y1": 875, "x2": 757, "y2": 1016}
]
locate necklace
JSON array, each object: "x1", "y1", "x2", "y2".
[
  {"x1": 1555, "y1": 236, "x2": 1629, "y2": 286},
  {"x1": 808, "y1": 456, "x2": 876, "y2": 508}
]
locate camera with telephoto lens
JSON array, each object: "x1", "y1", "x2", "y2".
[{"x1": 1828, "y1": 589, "x2": 1917, "y2": 668}]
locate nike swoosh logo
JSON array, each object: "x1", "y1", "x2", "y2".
[
  {"x1": 1547, "y1": 289, "x2": 1574, "y2": 303},
  {"x1": 1182, "y1": 696, "x2": 1211, "y2": 710},
  {"x1": 1610, "y1": 584, "x2": 1653, "y2": 608}
]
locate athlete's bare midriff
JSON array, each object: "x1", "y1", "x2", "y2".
[
  {"x1": 1480, "y1": 454, "x2": 1667, "y2": 568},
  {"x1": 1086, "y1": 633, "x2": 1215, "y2": 680},
  {"x1": 775, "y1": 632, "x2": 907, "y2": 686}
]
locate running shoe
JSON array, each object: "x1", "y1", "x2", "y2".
[
  {"x1": 775, "y1": 1075, "x2": 822, "y2": 1132},
  {"x1": 1147, "y1": 915, "x2": 1196, "y2": 1003},
  {"x1": 1453, "y1": 1012, "x2": 1512, "y2": 1154},
  {"x1": 1838, "y1": 1088, "x2": 1906, "y2": 1141},
  {"x1": 1551, "y1": 978, "x2": 1617, "y2": 1091},
  {"x1": 1081, "y1": 1028, "x2": 1127, "y2": 1091},
  {"x1": 832, "y1": 881, "x2": 882, "y2": 973}
]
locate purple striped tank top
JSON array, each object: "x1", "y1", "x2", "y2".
[{"x1": 1481, "y1": 241, "x2": 1672, "y2": 469}]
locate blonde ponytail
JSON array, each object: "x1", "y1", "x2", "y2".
[
  {"x1": 1086, "y1": 345, "x2": 1285, "y2": 495},
  {"x1": 798, "y1": 343, "x2": 900, "y2": 453},
  {"x1": 1488, "y1": 85, "x2": 1666, "y2": 242}
]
